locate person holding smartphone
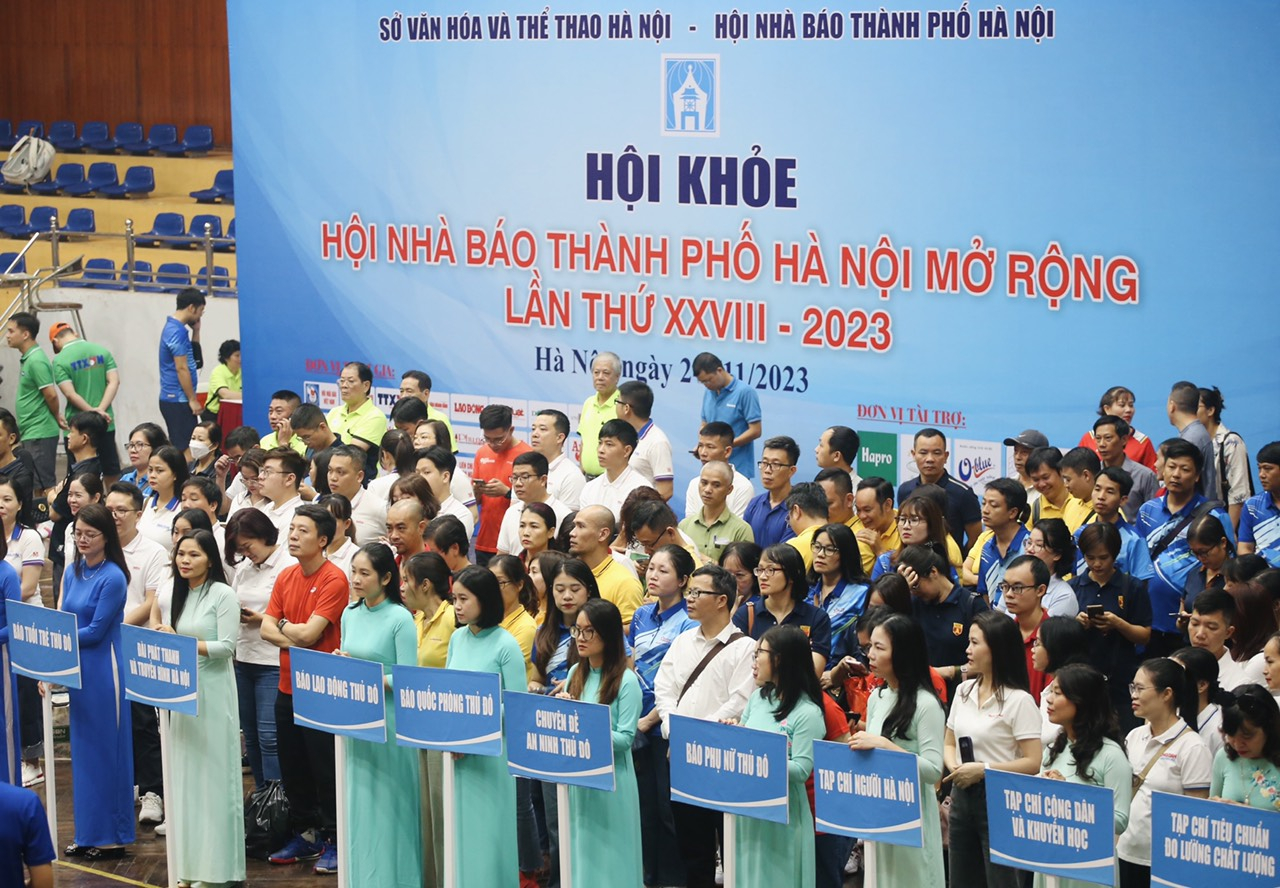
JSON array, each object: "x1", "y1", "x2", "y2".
[{"x1": 943, "y1": 611, "x2": 1042, "y2": 888}]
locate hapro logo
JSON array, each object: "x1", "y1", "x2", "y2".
[{"x1": 860, "y1": 447, "x2": 892, "y2": 467}]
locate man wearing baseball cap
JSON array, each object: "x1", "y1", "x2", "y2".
[
  {"x1": 50, "y1": 322, "x2": 123, "y2": 478},
  {"x1": 1004, "y1": 429, "x2": 1048, "y2": 506}
]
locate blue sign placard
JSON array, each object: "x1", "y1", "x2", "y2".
[
  {"x1": 120, "y1": 625, "x2": 199, "y2": 716},
  {"x1": 985, "y1": 769, "x2": 1116, "y2": 886},
  {"x1": 668, "y1": 714, "x2": 789, "y2": 825},
  {"x1": 393, "y1": 666, "x2": 503, "y2": 756},
  {"x1": 5, "y1": 601, "x2": 81, "y2": 689},
  {"x1": 813, "y1": 741, "x2": 923, "y2": 847},
  {"x1": 503, "y1": 691, "x2": 614, "y2": 791},
  {"x1": 1151, "y1": 791, "x2": 1280, "y2": 887},
  {"x1": 290, "y1": 647, "x2": 387, "y2": 743}
]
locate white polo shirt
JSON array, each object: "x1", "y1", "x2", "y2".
[
  {"x1": 630, "y1": 421, "x2": 674, "y2": 486},
  {"x1": 548, "y1": 454, "x2": 586, "y2": 510},
  {"x1": 437, "y1": 495, "x2": 475, "y2": 540},
  {"x1": 579, "y1": 465, "x2": 650, "y2": 521},
  {"x1": 496, "y1": 496, "x2": 571, "y2": 556},
  {"x1": 1194, "y1": 703, "x2": 1225, "y2": 759},
  {"x1": 4, "y1": 527, "x2": 45, "y2": 606},
  {"x1": 1118, "y1": 719, "x2": 1212, "y2": 865},
  {"x1": 120, "y1": 531, "x2": 170, "y2": 613},
  {"x1": 263, "y1": 494, "x2": 304, "y2": 537},
  {"x1": 1216, "y1": 648, "x2": 1249, "y2": 692},
  {"x1": 138, "y1": 497, "x2": 181, "y2": 553},
  {"x1": 327, "y1": 538, "x2": 359, "y2": 579},
  {"x1": 451, "y1": 468, "x2": 477, "y2": 509},
  {"x1": 683, "y1": 469, "x2": 755, "y2": 520},
  {"x1": 946, "y1": 679, "x2": 1041, "y2": 765},
  {"x1": 348, "y1": 487, "x2": 388, "y2": 547},
  {"x1": 232, "y1": 544, "x2": 297, "y2": 666}
]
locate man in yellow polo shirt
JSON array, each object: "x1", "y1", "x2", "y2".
[
  {"x1": 577, "y1": 351, "x2": 621, "y2": 478},
  {"x1": 568, "y1": 505, "x2": 644, "y2": 630},
  {"x1": 784, "y1": 482, "x2": 830, "y2": 571},
  {"x1": 1025, "y1": 446, "x2": 1090, "y2": 531},
  {"x1": 326, "y1": 361, "x2": 388, "y2": 478},
  {"x1": 854, "y1": 477, "x2": 902, "y2": 562},
  {"x1": 259, "y1": 389, "x2": 307, "y2": 456}
]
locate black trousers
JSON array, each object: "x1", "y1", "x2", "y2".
[
  {"x1": 671, "y1": 800, "x2": 723, "y2": 888},
  {"x1": 275, "y1": 691, "x2": 337, "y2": 834},
  {"x1": 635, "y1": 734, "x2": 686, "y2": 886},
  {"x1": 17, "y1": 676, "x2": 42, "y2": 757},
  {"x1": 158, "y1": 400, "x2": 198, "y2": 452},
  {"x1": 131, "y1": 701, "x2": 163, "y2": 797}
]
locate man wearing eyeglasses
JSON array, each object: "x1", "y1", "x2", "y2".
[
  {"x1": 260, "y1": 448, "x2": 307, "y2": 537},
  {"x1": 743, "y1": 436, "x2": 800, "y2": 548},
  {"x1": 495, "y1": 452, "x2": 570, "y2": 556},
  {"x1": 999, "y1": 556, "x2": 1051, "y2": 698},
  {"x1": 472, "y1": 404, "x2": 532, "y2": 566}
]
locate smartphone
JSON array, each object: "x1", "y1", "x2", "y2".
[
  {"x1": 1087, "y1": 604, "x2": 1105, "y2": 620},
  {"x1": 629, "y1": 550, "x2": 649, "y2": 563},
  {"x1": 959, "y1": 736, "x2": 975, "y2": 764},
  {"x1": 848, "y1": 712, "x2": 861, "y2": 727}
]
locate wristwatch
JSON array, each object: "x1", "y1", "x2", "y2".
[{"x1": 277, "y1": 617, "x2": 289, "y2": 631}]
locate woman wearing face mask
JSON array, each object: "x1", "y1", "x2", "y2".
[
  {"x1": 445, "y1": 565, "x2": 528, "y2": 887},
  {"x1": 186, "y1": 421, "x2": 222, "y2": 480}
]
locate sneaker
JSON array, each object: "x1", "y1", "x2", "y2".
[
  {"x1": 51, "y1": 690, "x2": 69, "y2": 708},
  {"x1": 154, "y1": 821, "x2": 167, "y2": 837},
  {"x1": 22, "y1": 761, "x2": 44, "y2": 787},
  {"x1": 313, "y1": 839, "x2": 338, "y2": 874},
  {"x1": 138, "y1": 792, "x2": 164, "y2": 824},
  {"x1": 269, "y1": 833, "x2": 323, "y2": 865}
]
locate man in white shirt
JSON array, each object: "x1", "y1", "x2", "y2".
[
  {"x1": 531, "y1": 408, "x2": 585, "y2": 510},
  {"x1": 579, "y1": 419, "x2": 649, "y2": 521},
  {"x1": 616, "y1": 380, "x2": 674, "y2": 502},
  {"x1": 683, "y1": 422, "x2": 754, "y2": 520},
  {"x1": 653, "y1": 564, "x2": 755, "y2": 887},
  {"x1": 327, "y1": 445, "x2": 386, "y2": 546},
  {"x1": 1188, "y1": 589, "x2": 1262, "y2": 690},
  {"x1": 180, "y1": 476, "x2": 230, "y2": 569},
  {"x1": 260, "y1": 448, "x2": 307, "y2": 536},
  {"x1": 496, "y1": 452, "x2": 570, "y2": 555},
  {"x1": 106, "y1": 481, "x2": 170, "y2": 827},
  {"x1": 416, "y1": 446, "x2": 475, "y2": 539}
]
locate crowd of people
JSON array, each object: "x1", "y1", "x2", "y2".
[{"x1": 1, "y1": 291, "x2": 1279, "y2": 888}]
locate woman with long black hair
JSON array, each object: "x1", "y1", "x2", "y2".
[
  {"x1": 850, "y1": 613, "x2": 945, "y2": 883},
  {"x1": 1038, "y1": 663, "x2": 1132, "y2": 888},
  {"x1": 151, "y1": 529, "x2": 244, "y2": 886},
  {"x1": 732, "y1": 624, "x2": 826, "y2": 887},
  {"x1": 1172, "y1": 646, "x2": 1228, "y2": 759}
]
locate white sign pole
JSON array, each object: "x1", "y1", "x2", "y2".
[
  {"x1": 41, "y1": 690, "x2": 57, "y2": 855},
  {"x1": 335, "y1": 736, "x2": 349, "y2": 888},
  {"x1": 1045, "y1": 877, "x2": 1059, "y2": 888},
  {"x1": 157, "y1": 710, "x2": 177, "y2": 888},
  {"x1": 557, "y1": 782, "x2": 573, "y2": 888},
  {"x1": 722, "y1": 813, "x2": 736, "y2": 888},
  {"x1": 442, "y1": 751, "x2": 457, "y2": 888},
  {"x1": 863, "y1": 841, "x2": 877, "y2": 887}
]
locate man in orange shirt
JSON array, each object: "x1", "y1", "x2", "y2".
[{"x1": 472, "y1": 404, "x2": 531, "y2": 565}]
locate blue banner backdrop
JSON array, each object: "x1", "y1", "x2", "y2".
[
  {"x1": 120, "y1": 625, "x2": 199, "y2": 716},
  {"x1": 227, "y1": 1, "x2": 1279, "y2": 494},
  {"x1": 669, "y1": 714, "x2": 789, "y2": 824},
  {"x1": 290, "y1": 648, "x2": 387, "y2": 743},
  {"x1": 392, "y1": 666, "x2": 504, "y2": 756},
  {"x1": 5, "y1": 601, "x2": 81, "y2": 689}
]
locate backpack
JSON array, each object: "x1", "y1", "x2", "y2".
[
  {"x1": 1217, "y1": 431, "x2": 1254, "y2": 502},
  {"x1": 1, "y1": 135, "x2": 56, "y2": 186}
]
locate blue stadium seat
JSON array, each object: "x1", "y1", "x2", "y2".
[
  {"x1": 63, "y1": 208, "x2": 96, "y2": 235},
  {"x1": 63, "y1": 162, "x2": 118, "y2": 196},
  {"x1": 118, "y1": 259, "x2": 153, "y2": 288},
  {"x1": 0, "y1": 205, "x2": 23, "y2": 232},
  {"x1": 215, "y1": 217, "x2": 236, "y2": 252},
  {"x1": 158, "y1": 125, "x2": 213, "y2": 157},
  {"x1": 197, "y1": 265, "x2": 231, "y2": 292},
  {"x1": 98, "y1": 165, "x2": 155, "y2": 198},
  {"x1": 59, "y1": 121, "x2": 107, "y2": 152},
  {"x1": 89, "y1": 122, "x2": 142, "y2": 153},
  {"x1": 187, "y1": 214, "x2": 224, "y2": 244},
  {"x1": 0, "y1": 174, "x2": 30, "y2": 194},
  {"x1": 138, "y1": 212, "x2": 185, "y2": 247},
  {"x1": 14, "y1": 120, "x2": 43, "y2": 140},
  {"x1": 5, "y1": 206, "x2": 57, "y2": 237},
  {"x1": 122, "y1": 123, "x2": 178, "y2": 155},
  {"x1": 0, "y1": 121, "x2": 13, "y2": 149},
  {"x1": 63, "y1": 257, "x2": 116, "y2": 288},
  {"x1": 30, "y1": 163, "x2": 86, "y2": 196},
  {"x1": 154, "y1": 262, "x2": 192, "y2": 291},
  {"x1": 47, "y1": 121, "x2": 77, "y2": 150},
  {"x1": 0, "y1": 252, "x2": 25, "y2": 274},
  {"x1": 190, "y1": 169, "x2": 234, "y2": 203}
]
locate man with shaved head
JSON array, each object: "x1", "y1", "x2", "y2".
[
  {"x1": 568, "y1": 505, "x2": 644, "y2": 630},
  {"x1": 680, "y1": 460, "x2": 754, "y2": 562},
  {"x1": 385, "y1": 498, "x2": 427, "y2": 563}
]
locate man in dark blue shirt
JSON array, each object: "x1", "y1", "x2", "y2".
[
  {"x1": 897, "y1": 428, "x2": 982, "y2": 554},
  {"x1": 0, "y1": 782, "x2": 55, "y2": 888},
  {"x1": 899, "y1": 543, "x2": 989, "y2": 681},
  {"x1": 743, "y1": 436, "x2": 800, "y2": 548}
]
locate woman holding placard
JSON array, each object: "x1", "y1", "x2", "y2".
[
  {"x1": 151, "y1": 529, "x2": 245, "y2": 886},
  {"x1": 560, "y1": 598, "x2": 643, "y2": 886},
  {"x1": 1038, "y1": 663, "x2": 1133, "y2": 888},
  {"x1": 446, "y1": 565, "x2": 528, "y2": 887},
  {"x1": 943, "y1": 610, "x2": 1042, "y2": 888},
  {"x1": 850, "y1": 613, "x2": 945, "y2": 884},
  {"x1": 61, "y1": 503, "x2": 134, "y2": 859},
  {"x1": 1210, "y1": 685, "x2": 1280, "y2": 812},
  {"x1": 732, "y1": 624, "x2": 825, "y2": 887},
  {"x1": 1117, "y1": 658, "x2": 1212, "y2": 888},
  {"x1": 339, "y1": 543, "x2": 422, "y2": 887}
]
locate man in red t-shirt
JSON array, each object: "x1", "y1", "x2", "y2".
[
  {"x1": 259, "y1": 503, "x2": 349, "y2": 873},
  {"x1": 471, "y1": 403, "x2": 531, "y2": 565}
]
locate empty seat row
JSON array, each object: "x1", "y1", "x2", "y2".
[
  {"x1": 0, "y1": 120, "x2": 215, "y2": 156},
  {"x1": 1, "y1": 162, "x2": 155, "y2": 198},
  {"x1": 61, "y1": 258, "x2": 233, "y2": 293},
  {"x1": 139, "y1": 213, "x2": 235, "y2": 249},
  {"x1": 2, "y1": 206, "x2": 95, "y2": 237}
]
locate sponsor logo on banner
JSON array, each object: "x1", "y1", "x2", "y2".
[
  {"x1": 662, "y1": 55, "x2": 719, "y2": 136},
  {"x1": 303, "y1": 382, "x2": 320, "y2": 405},
  {"x1": 508, "y1": 400, "x2": 530, "y2": 429},
  {"x1": 856, "y1": 431, "x2": 898, "y2": 485},
  {"x1": 455, "y1": 428, "x2": 486, "y2": 452},
  {"x1": 317, "y1": 383, "x2": 340, "y2": 410},
  {"x1": 954, "y1": 439, "x2": 1003, "y2": 495},
  {"x1": 451, "y1": 394, "x2": 489, "y2": 425},
  {"x1": 429, "y1": 393, "x2": 450, "y2": 415},
  {"x1": 898, "y1": 434, "x2": 920, "y2": 482},
  {"x1": 373, "y1": 387, "x2": 400, "y2": 412}
]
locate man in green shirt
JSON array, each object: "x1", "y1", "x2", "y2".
[
  {"x1": 577, "y1": 351, "x2": 621, "y2": 478},
  {"x1": 50, "y1": 322, "x2": 122, "y2": 477},
  {"x1": 679, "y1": 460, "x2": 754, "y2": 563},
  {"x1": 5, "y1": 312, "x2": 63, "y2": 495}
]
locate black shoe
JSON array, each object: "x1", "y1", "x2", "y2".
[
  {"x1": 64, "y1": 843, "x2": 90, "y2": 857},
  {"x1": 84, "y1": 846, "x2": 127, "y2": 861}
]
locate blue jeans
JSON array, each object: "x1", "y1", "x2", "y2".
[{"x1": 235, "y1": 661, "x2": 281, "y2": 786}]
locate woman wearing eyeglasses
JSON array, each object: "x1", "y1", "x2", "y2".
[
  {"x1": 869, "y1": 493, "x2": 962, "y2": 581},
  {"x1": 1025, "y1": 518, "x2": 1081, "y2": 618},
  {"x1": 807, "y1": 523, "x2": 870, "y2": 683},
  {"x1": 732, "y1": 544, "x2": 832, "y2": 678},
  {"x1": 120, "y1": 422, "x2": 168, "y2": 499},
  {"x1": 560, "y1": 599, "x2": 644, "y2": 887},
  {"x1": 60, "y1": 504, "x2": 134, "y2": 860}
]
